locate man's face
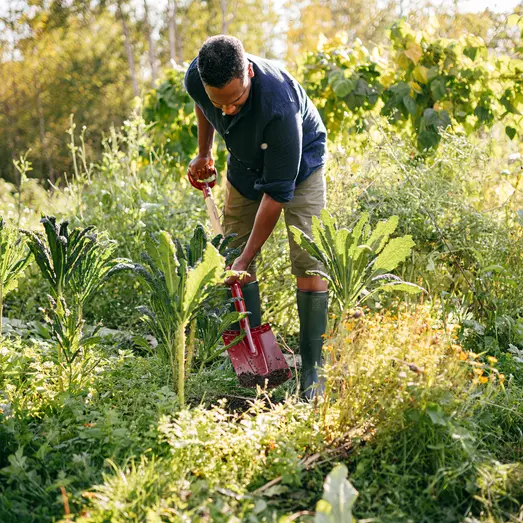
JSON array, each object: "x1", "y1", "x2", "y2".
[{"x1": 204, "y1": 63, "x2": 254, "y2": 116}]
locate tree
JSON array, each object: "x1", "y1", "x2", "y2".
[
  {"x1": 0, "y1": 3, "x2": 135, "y2": 183},
  {"x1": 285, "y1": 0, "x2": 396, "y2": 63},
  {"x1": 117, "y1": 0, "x2": 140, "y2": 97},
  {"x1": 142, "y1": 0, "x2": 159, "y2": 84}
]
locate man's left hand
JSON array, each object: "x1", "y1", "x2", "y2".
[{"x1": 225, "y1": 255, "x2": 251, "y2": 286}]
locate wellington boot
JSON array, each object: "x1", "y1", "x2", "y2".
[
  {"x1": 229, "y1": 280, "x2": 262, "y2": 330},
  {"x1": 296, "y1": 289, "x2": 328, "y2": 400}
]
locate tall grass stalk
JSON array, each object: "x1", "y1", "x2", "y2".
[
  {"x1": 12, "y1": 151, "x2": 32, "y2": 227},
  {"x1": 0, "y1": 219, "x2": 31, "y2": 337}
]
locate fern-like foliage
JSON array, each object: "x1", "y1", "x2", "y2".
[{"x1": 20, "y1": 216, "x2": 130, "y2": 390}]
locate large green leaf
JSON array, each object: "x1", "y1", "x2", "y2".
[
  {"x1": 182, "y1": 243, "x2": 223, "y2": 320},
  {"x1": 290, "y1": 225, "x2": 329, "y2": 267},
  {"x1": 373, "y1": 235, "x2": 415, "y2": 272},
  {"x1": 378, "y1": 282, "x2": 424, "y2": 294},
  {"x1": 147, "y1": 231, "x2": 179, "y2": 298},
  {"x1": 363, "y1": 281, "x2": 425, "y2": 304},
  {"x1": 348, "y1": 213, "x2": 369, "y2": 258},
  {"x1": 367, "y1": 215, "x2": 399, "y2": 253},
  {"x1": 22, "y1": 230, "x2": 55, "y2": 287},
  {"x1": 188, "y1": 225, "x2": 207, "y2": 266},
  {"x1": 315, "y1": 464, "x2": 358, "y2": 523}
]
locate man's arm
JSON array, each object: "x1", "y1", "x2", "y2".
[
  {"x1": 228, "y1": 194, "x2": 283, "y2": 279},
  {"x1": 189, "y1": 104, "x2": 216, "y2": 180},
  {"x1": 195, "y1": 104, "x2": 214, "y2": 157}
]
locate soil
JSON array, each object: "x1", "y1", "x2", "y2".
[{"x1": 237, "y1": 368, "x2": 291, "y2": 388}]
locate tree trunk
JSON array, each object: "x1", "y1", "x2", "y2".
[
  {"x1": 168, "y1": 0, "x2": 178, "y2": 63},
  {"x1": 143, "y1": 0, "x2": 159, "y2": 84},
  {"x1": 117, "y1": 1, "x2": 139, "y2": 97},
  {"x1": 35, "y1": 79, "x2": 55, "y2": 184},
  {"x1": 2, "y1": 97, "x2": 17, "y2": 184},
  {"x1": 221, "y1": 0, "x2": 230, "y2": 34}
]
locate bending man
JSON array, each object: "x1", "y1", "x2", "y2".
[{"x1": 185, "y1": 35, "x2": 328, "y2": 399}]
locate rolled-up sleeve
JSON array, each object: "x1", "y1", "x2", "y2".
[{"x1": 254, "y1": 103, "x2": 302, "y2": 203}]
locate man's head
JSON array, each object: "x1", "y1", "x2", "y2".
[{"x1": 197, "y1": 35, "x2": 254, "y2": 116}]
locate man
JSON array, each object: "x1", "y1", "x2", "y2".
[{"x1": 185, "y1": 35, "x2": 328, "y2": 399}]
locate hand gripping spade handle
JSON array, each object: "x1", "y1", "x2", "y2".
[{"x1": 188, "y1": 167, "x2": 291, "y2": 388}]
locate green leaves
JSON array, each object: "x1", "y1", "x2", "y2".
[
  {"x1": 0, "y1": 218, "x2": 32, "y2": 336},
  {"x1": 291, "y1": 210, "x2": 423, "y2": 319},
  {"x1": 302, "y1": 19, "x2": 523, "y2": 151},
  {"x1": 0, "y1": 218, "x2": 31, "y2": 298},
  {"x1": 130, "y1": 228, "x2": 225, "y2": 404},
  {"x1": 374, "y1": 236, "x2": 415, "y2": 271},
  {"x1": 19, "y1": 216, "x2": 126, "y2": 390},
  {"x1": 142, "y1": 68, "x2": 198, "y2": 171},
  {"x1": 147, "y1": 231, "x2": 180, "y2": 298},
  {"x1": 315, "y1": 464, "x2": 358, "y2": 523},
  {"x1": 183, "y1": 243, "x2": 222, "y2": 319},
  {"x1": 328, "y1": 69, "x2": 357, "y2": 98},
  {"x1": 22, "y1": 217, "x2": 96, "y2": 298},
  {"x1": 505, "y1": 126, "x2": 517, "y2": 140},
  {"x1": 403, "y1": 95, "x2": 417, "y2": 116}
]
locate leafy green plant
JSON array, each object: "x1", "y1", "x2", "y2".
[
  {"x1": 21, "y1": 216, "x2": 127, "y2": 389},
  {"x1": 0, "y1": 218, "x2": 32, "y2": 336},
  {"x1": 291, "y1": 210, "x2": 423, "y2": 323},
  {"x1": 315, "y1": 464, "x2": 358, "y2": 523},
  {"x1": 129, "y1": 229, "x2": 225, "y2": 406},
  {"x1": 301, "y1": 19, "x2": 523, "y2": 150},
  {"x1": 173, "y1": 226, "x2": 243, "y2": 371},
  {"x1": 193, "y1": 301, "x2": 244, "y2": 369}
]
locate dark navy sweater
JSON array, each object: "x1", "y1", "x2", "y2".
[{"x1": 184, "y1": 54, "x2": 327, "y2": 203}]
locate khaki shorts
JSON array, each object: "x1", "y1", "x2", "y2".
[{"x1": 223, "y1": 166, "x2": 327, "y2": 278}]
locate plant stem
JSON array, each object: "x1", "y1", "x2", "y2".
[
  {"x1": 186, "y1": 319, "x2": 197, "y2": 375},
  {"x1": 0, "y1": 282, "x2": 3, "y2": 338},
  {"x1": 175, "y1": 322, "x2": 186, "y2": 406}
]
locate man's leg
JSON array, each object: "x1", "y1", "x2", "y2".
[
  {"x1": 284, "y1": 167, "x2": 328, "y2": 399},
  {"x1": 223, "y1": 181, "x2": 262, "y2": 327}
]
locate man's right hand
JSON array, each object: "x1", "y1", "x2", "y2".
[{"x1": 188, "y1": 155, "x2": 215, "y2": 181}]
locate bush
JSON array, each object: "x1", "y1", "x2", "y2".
[
  {"x1": 323, "y1": 304, "x2": 523, "y2": 522},
  {"x1": 327, "y1": 129, "x2": 523, "y2": 349}
]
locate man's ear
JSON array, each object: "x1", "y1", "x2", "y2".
[{"x1": 247, "y1": 63, "x2": 254, "y2": 78}]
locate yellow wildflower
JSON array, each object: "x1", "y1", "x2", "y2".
[
  {"x1": 487, "y1": 356, "x2": 498, "y2": 364},
  {"x1": 479, "y1": 376, "x2": 489, "y2": 384}
]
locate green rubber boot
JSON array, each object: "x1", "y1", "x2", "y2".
[
  {"x1": 229, "y1": 281, "x2": 262, "y2": 330},
  {"x1": 297, "y1": 289, "x2": 328, "y2": 400}
]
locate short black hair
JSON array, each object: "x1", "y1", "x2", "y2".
[{"x1": 197, "y1": 35, "x2": 247, "y2": 88}]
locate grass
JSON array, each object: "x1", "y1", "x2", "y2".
[
  {"x1": 1, "y1": 120, "x2": 522, "y2": 522},
  {"x1": 1, "y1": 303, "x2": 521, "y2": 522},
  {"x1": 322, "y1": 303, "x2": 523, "y2": 522}
]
